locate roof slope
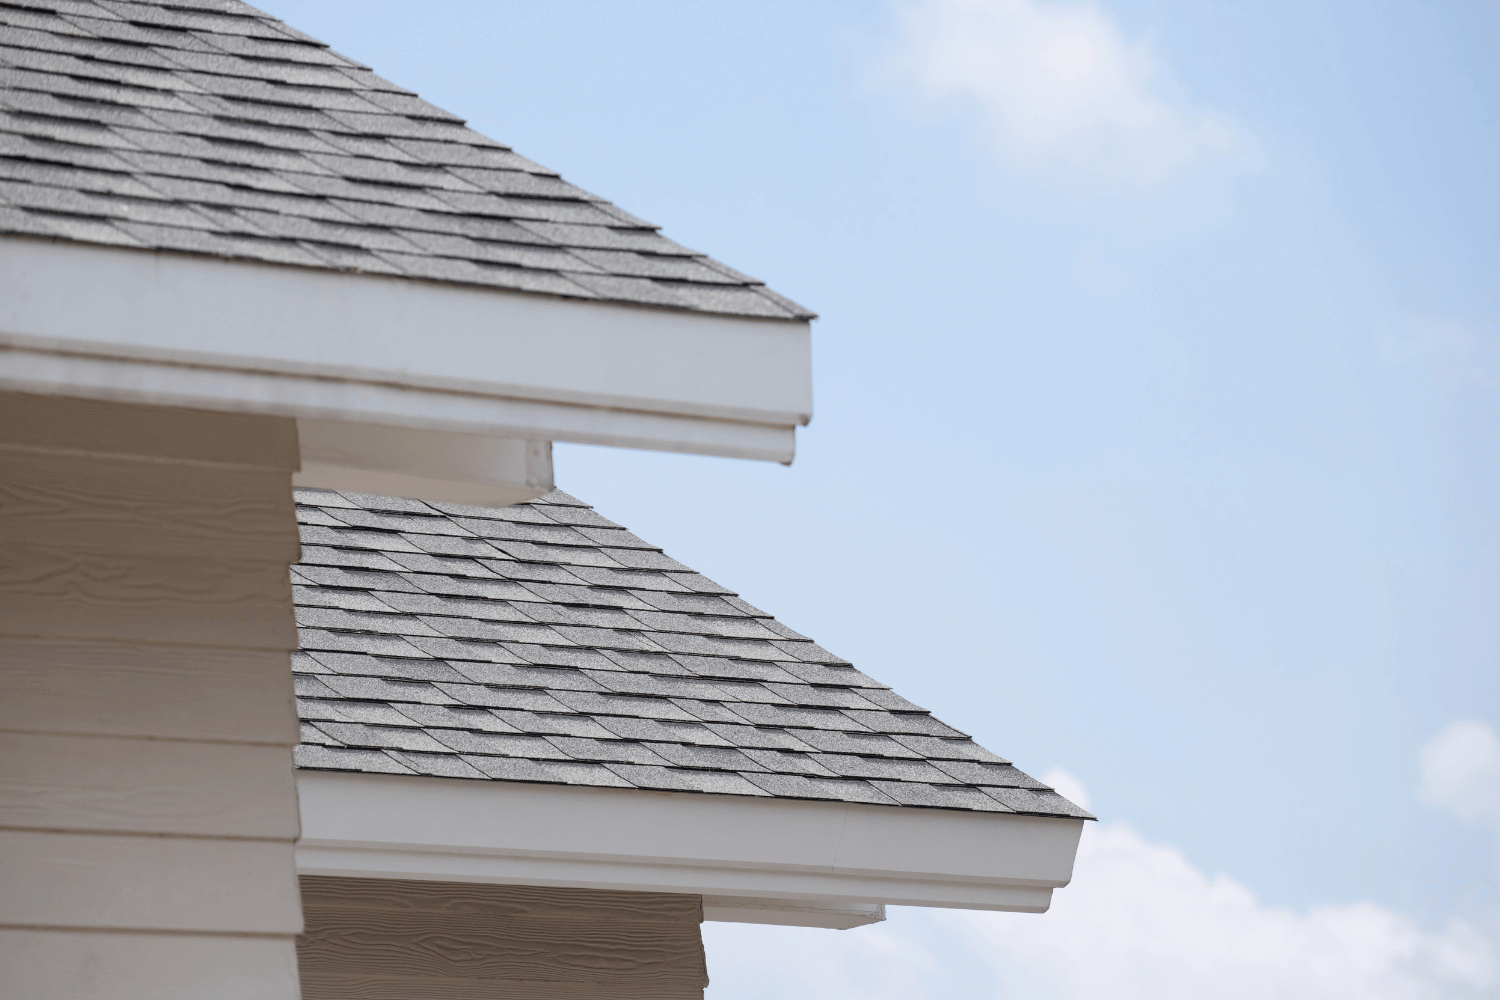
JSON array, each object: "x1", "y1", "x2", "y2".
[
  {"x1": 0, "y1": 0, "x2": 812, "y2": 319},
  {"x1": 291, "y1": 488, "x2": 1092, "y2": 820}
]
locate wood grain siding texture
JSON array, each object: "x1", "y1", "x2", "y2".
[
  {"x1": 299, "y1": 877, "x2": 709, "y2": 1000},
  {"x1": 0, "y1": 449, "x2": 303, "y2": 559},
  {"x1": 0, "y1": 638, "x2": 299, "y2": 743},
  {"x1": 0, "y1": 391, "x2": 305, "y2": 998},
  {"x1": 0, "y1": 929, "x2": 304, "y2": 1000},
  {"x1": 0, "y1": 389, "x2": 303, "y2": 468},
  {"x1": 0, "y1": 545, "x2": 299, "y2": 647},
  {"x1": 0, "y1": 732, "x2": 299, "y2": 837},
  {"x1": 0, "y1": 830, "x2": 304, "y2": 932}
]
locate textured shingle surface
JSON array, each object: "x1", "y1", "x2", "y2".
[
  {"x1": 291, "y1": 488, "x2": 1093, "y2": 820},
  {"x1": 0, "y1": 0, "x2": 813, "y2": 319}
]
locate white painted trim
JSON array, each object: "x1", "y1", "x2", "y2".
[
  {"x1": 0, "y1": 239, "x2": 812, "y2": 464},
  {"x1": 295, "y1": 772, "x2": 1083, "y2": 928},
  {"x1": 292, "y1": 419, "x2": 553, "y2": 507},
  {"x1": 0, "y1": 341, "x2": 794, "y2": 464},
  {"x1": 701, "y1": 896, "x2": 885, "y2": 930}
]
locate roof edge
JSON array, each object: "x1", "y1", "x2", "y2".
[
  {"x1": 0, "y1": 232, "x2": 817, "y2": 323},
  {"x1": 1, "y1": 237, "x2": 812, "y2": 464},
  {"x1": 296, "y1": 771, "x2": 1085, "y2": 918}
]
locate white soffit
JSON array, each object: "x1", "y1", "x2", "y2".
[
  {"x1": 295, "y1": 772, "x2": 1084, "y2": 929},
  {"x1": 0, "y1": 239, "x2": 813, "y2": 465},
  {"x1": 701, "y1": 896, "x2": 887, "y2": 930}
]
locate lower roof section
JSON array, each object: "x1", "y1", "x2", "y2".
[
  {"x1": 296, "y1": 771, "x2": 1085, "y2": 929},
  {"x1": 0, "y1": 238, "x2": 812, "y2": 470}
]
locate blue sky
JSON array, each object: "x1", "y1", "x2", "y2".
[{"x1": 265, "y1": 2, "x2": 1499, "y2": 994}]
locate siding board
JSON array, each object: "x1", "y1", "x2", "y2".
[
  {"x1": 0, "y1": 545, "x2": 297, "y2": 648},
  {"x1": 299, "y1": 877, "x2": 708, "y2": 1000},
  {"x1": 0, "y1": 390, "x2": 300, "y2": 469},
  {"x1": 0, "y1": 637, "x2": 299, "y2": 744},
  {"x1": 0, "y1": 731, "x2": 299, "y2": 838},
  {"x1": 0, "y1": 928, "x2": 302, "y2": 1000},
  {"x1": 0, "y1": 448, "x2": 300, "y2": 560},
  {"x1": 0, "y1": 830, "x2": 304, "y2": 933}
]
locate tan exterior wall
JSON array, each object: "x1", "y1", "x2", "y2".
[
  {"x1": 299, "y1": 876, "x2": 709, "y2": 999},
  {"x1": 0, "y1": 391, "x2": 306, "y2": 999}
]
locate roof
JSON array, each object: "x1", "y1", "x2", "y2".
[
  {"x1": 290, "y1": 488, "x2": 1093, "y2": 820},
  {"x1": 0, "y1": 0, "x2": 813, "y2": 320}
]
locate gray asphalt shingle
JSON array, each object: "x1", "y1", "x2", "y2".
[
  {"x1": 290, "y1": 488, "x2": 1092, "y2": 819},
  {"x1": 0, "y1": 0, "x2": 812, "y2": 319}
]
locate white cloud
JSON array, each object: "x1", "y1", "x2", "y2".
[
  {"x1": 704, "y1": 770, "x2": 1497, "y2": 999},
  {"x1": 1421, "y1": 721, "x2": 1500, "y2": 830},
  {"x1": 944, "y1": 816, "x2": 1495, "y2": 999},
  {"x1": 885, "y1": 0, "x2": 1254, "y2": 187}
]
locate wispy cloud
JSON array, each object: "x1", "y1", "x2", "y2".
[
  {"x1": 1421, "y1": 721, "x2": 1500, "y2": 830},
  {"x1": 883, "y1": 0, "x2": 1255, "y2": 190},
  {"x1": 704, "y1": 768, "x2": 1496, "y2": 999}
]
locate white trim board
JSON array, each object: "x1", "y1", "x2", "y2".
[
  {"x1": 701, "y1": 896, "x2": 886, "y2": 930},
  {"x1": 295, "y1": 772, "x2": 1084, "y2": 930},
  {"x1": 293, "y1": 419, "x2": 554, "y2": 507},
  {"x1": 0, "y1": 238, "x2": 812, "y2": 465}
]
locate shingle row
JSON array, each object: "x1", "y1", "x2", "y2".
[
  {"x1": 0, "y1": 0, "x2": 813, "y2": 318},
  {"x1": 289, "y1": 487, "x2": 1093, "y2": 820}
]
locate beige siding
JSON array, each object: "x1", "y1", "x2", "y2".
[
  {"x1": 0, "y1": 732, "x2": 298, "y2": 837},
  {"x1": 299, "y1": 877, "x2": 709, "y2": 1000},
  {"x1": 0, "y1": 638, "x2": 300, "y2": 743},
  {"x1": 0, "y1": 929, "x2": 303, "y2": 1000},
  {"x1": 0, "y1": 830, "x2": 303, "y2": 931},
  {"x1": 0, "y1": 391, "x2": 305, "y2": 999}
]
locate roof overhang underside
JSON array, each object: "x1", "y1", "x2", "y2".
[
  {"x1": 0, "y1": 238, "x2": 813, "y2": 501},
  {"x1": 296, "y1": 771, "x2": 1085, "y2": 930}
]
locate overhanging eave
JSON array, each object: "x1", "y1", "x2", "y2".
[
  {"x1": 295, "y1": 771, "x2": 1085, "y2": 930},
  {"x1": 0, "y1": 238, "x2": 813, "y2": 486}
]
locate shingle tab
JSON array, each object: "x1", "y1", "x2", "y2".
[
  {"x1": 305, "y1": 651, "x2": 464, "y2": 683},
  {"x1": 981, "y1": 786, "x2": 1095, "y2": 818},
  {"x1": 385, "y1": 750, "x2": 489, "y2": 779},
  {"x1": 0, "y1": 1, "x2": 813, "y2": 320},
  {"x1": 394, "y1": 703, "x2": 519, "y2": 734},
  {"x1": 311, "y1": 721, "x2": 451, "y2": 754},
  {"x1": 870, "y1": 782, "x2": 1016, "y2": 812},
  {"x1": 288, "y1": 490, "x2": 1089, "y2": 819},
  {"x1": 462, "y1": 756, "x2": 633, "y2": 788},
  {"x1": 492, "y1": 710, "x2": 614, "y2": 739},
  {"x1": 293, "y1": 744, "x2": 414, "y2": 774}
]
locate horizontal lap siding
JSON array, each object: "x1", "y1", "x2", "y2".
[
  {"x1": 0, "y1": 830, "x2": 303, "y2": 932},
  {"x1": 0, "y1": 638, "x2": 300, "y2": 743},
  {"x1": 0, "y1": 545, "x2": 299, "y2": 646},
  {"x1": 0, "y1": 391, "x2": 305, "y2": 999},
  {"x1": 0, "y1": 732, "x2": 299, "y2": 837},
  {"x1": 0, "y1": 449, "x2": 302, "y2": 560},
  {"x1": 299, "y1": 876, "x2": 709, "y2": 1000},
  {"x1": 0, "y1": 929, "x2": 303, "y2": 1000}
]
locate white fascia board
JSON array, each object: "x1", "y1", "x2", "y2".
[
  {"x1": 0, "y1": 238, "x2": 812, "y2": 464},
  {"x1": 295, "y1": 772, "x2": 1084, "y2": 929}
]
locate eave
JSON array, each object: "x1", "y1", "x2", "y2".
[
  {"x1": 0, "y1": 237, "x2": 813, "y2": 502},
  {"x1": 296, "y1": 771, "x2": 1085, "y2": 931}
]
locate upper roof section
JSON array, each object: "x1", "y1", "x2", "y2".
[
  {"x1": 291, "y1": 487, "x2": 1094, "y2": 822},
  {"x1": 0, "y1": 0, "x2": 813, "y2": 320}
]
